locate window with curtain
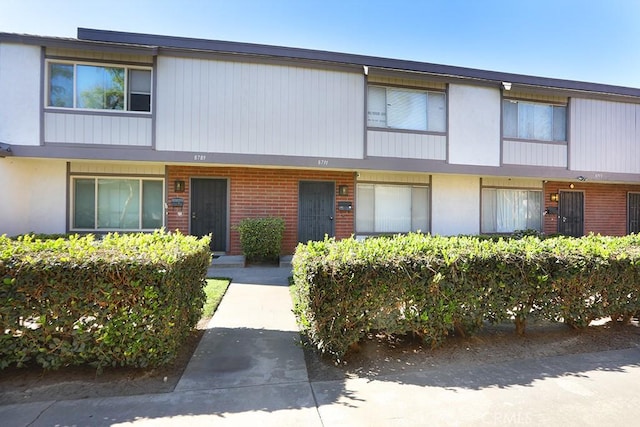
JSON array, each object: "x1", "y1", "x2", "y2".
[
  {"x1": 73, "y1": 177, "x2": 163, "y2": 230},
  {"x1": 503, "y1": 99, "x2": 566, "y2": 141},
  {"x1": 367, "y1": 86, "x2": 446, "y2": 132},
  {"x1": 481, "y1": 188, "x2": 542, "y2": 233},
  {"x1": 356, "y1": 183, "x2": 429, "y2": 233}
]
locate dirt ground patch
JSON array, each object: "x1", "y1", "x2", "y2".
[
  {"x1": 2, "y1": 318, "x2": 640, "y2": 405},
  {"x1": 0, "y1": 319, "x2": 208, "y2": 406},
  {"x1": 304, "y1": 319, "x2": 640, "y2": 382}
]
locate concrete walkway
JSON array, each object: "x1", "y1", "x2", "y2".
[{"x1": 2, "y1": 265, "x2": 640, "y2": 426}]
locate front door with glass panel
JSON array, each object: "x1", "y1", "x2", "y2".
[
  {"x1": 191, "y1": 178, "x2": 227, "y2": 252},
  {"x1": 558, "y1": 191, "x2": 584, "y2": 237}
]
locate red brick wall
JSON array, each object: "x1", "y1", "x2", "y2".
[
  {"x1": 166, "y1": 166, "x2": 355, "y2": 254},
  {"x1": 543, "y1": 181, "x2": 640, "y2": 236}
]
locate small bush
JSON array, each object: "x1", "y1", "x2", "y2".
[{"x1": 235, "y1": 217, "x2": 285, "y2": 262}]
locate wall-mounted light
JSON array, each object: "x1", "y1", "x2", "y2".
[
  {"x1": 502, "y1": 82, "x2": 512, "y2": 91},
  {"x1": 570, "y1": 183, "x2": 575, "y2": 189},
  {"x1": 174, "y1": 180, "x2": 185, "y2": 192},
  {"x1": 550, "y1": 193, "x2": 559, "y2": 202},
  {"x1": 338, "y1": 185, "x2": 349, "y2": 196}
]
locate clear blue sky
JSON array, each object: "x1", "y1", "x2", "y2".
[{"x1": 2, "y1": 0, "x2": 640, "y2": 88}]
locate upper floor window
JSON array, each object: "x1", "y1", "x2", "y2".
[
  {"x1": 367, "y1": 86, "x2": 446, "y2": 132},
  {"x1": 48, "y1": 61, "x2": 152, "y2": 112},
  {"x1": 503, "y1": 99, "x2": 566, "y2": 142}
]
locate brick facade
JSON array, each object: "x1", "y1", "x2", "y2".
[
  {"x1": 166, "y1": 166, "x2": 355, "y2": 254},
  {"x1": 543, "y1": 181, "x2": 640, "y2": 236}
]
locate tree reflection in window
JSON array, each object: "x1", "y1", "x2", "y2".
[{"x1": 77, "y1": 65, "x2": 125, "y2": 110}]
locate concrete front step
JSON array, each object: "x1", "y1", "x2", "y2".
[{"x1": 210, "y1": 255, "x2": 293, "y2": 269}]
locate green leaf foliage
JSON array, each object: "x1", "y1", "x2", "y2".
[
  {"x1": 235, "y1": 217, "x2": 285, "y2": 263},
  {"x1": 0, "y1": 230, "x2": 211, "y2": 370},
  {"x1": 291, "y1": 233, "x2": 640, "y2": 361}
]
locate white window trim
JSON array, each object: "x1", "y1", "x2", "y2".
[
  {"x1": 70, "y1": 176, "x2": 165, "y2": 232},
  {"x1": 367, "y1": 85, "x2": 447, "y2": 133},
  {"x1": 481, "y1": 187, "x2": 543, "y2": 234},
  {"x1": 46, "y1": 59, "x2": 153, "y2": 114},
  {"x1": 502, "y1": 98, "x2": 567, "y2": 143},
  {"x1": 356, "y1": 182, "x2": 430, "y2": 234}
]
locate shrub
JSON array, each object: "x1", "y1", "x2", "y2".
[
  {"x1": 0, "y1": 230, "x2": 211, "y2": 370},
  {"x1": 235, "y1": 217, "x2": 285, "y2": 262},
  {"x1": 291, "y1": 233, "x2": 640, "y2": 361}
]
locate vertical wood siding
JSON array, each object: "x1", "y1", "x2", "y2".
[
  {"x1": 570, "y1": 98, "x2": 640, "y2": 173},
  {"x1": 448, "y1": 84, "x2": 501, "y2": 166},
  {"x1": 482, "y1": 177, "x2": 542, "y2": 188},
  {"x1": 0, "y1": 43, "x2": 41, "y2": 145},
  {"x1": 502, "y1": 140, "x2": 568, "y2": 167},
  {"x1": 357, "y1": 171, "x2": 430, "y2": 184},
  {"x1": 69, "y1": 162, "x2": 164, "y2": 175},
  {"x1": 156, "y1": 57, "x2": 364, "y2": 159},
  {"x1": 366, "y1": 130, "x2": 446, "y2": 160},
  {"x1": 44, "y1": 112, "x2": 152, "y2": 146}
]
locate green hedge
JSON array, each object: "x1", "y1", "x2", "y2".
[
  {"x1": 235, "y1": 217, "x2": 285, "y2": 262},
  {"x1": 291, "y1": 233, "x2": 640, "y2": 360},
  {"x1": 0, "y1": 230, "x2": 211, "y2": 370}
]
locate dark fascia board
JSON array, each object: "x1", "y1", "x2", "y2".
[
  {"x1": 0, "y1": 32, "x2": 158, "y2": 56},
  {"x1": 78, "y1": 27, "x2": 640, "y2": 99},
  {"x1": 0, "y1": 142, "x2": 12, "y2": 157}
]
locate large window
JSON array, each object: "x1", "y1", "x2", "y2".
[
  {"x1": 72, "y1": 178, "x2": 163, "y2": 230},
  {"x1": 482, "y1": 188, "x2": 542, "y2": 233},
  {"x1": 356, "y1": 183, "x2": 429, "y2": 233},
  {"x1": 367, "y1": 86, "x2": 446, "y2": 132},
  {"x1": 48, "y1": 61, "x2": 152, "y2": 112},
  {"x1": 503, "y1": 99, "x2": 566, "y2": 142}
]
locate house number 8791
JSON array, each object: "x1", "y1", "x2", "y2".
[{"x1": 194, "y1": 154, "x2": 207, "y2": 161}]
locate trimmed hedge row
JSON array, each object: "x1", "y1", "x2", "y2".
[
  {"x1": 0, "y1": 230, "x2": 211, "y2": 370},
  {"x1": 291, "y1": 233, "x2": 640, "y2": 360}
]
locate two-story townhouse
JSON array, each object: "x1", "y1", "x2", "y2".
[{"x1": 1, "y1": 28, "x2": 640, "y2": 255}]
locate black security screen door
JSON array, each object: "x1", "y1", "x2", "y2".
[
  {"x1": 298, "y1": 181, "x2": 335, "y2": 243},
  {"x1": 191, "y1": 178, "x2": 227, "y2": 252},
  {"x1": 629, "y1": 193, "x2": 640, "y2": 234},
  {"x1": 558, "y1": 191, "x2": 584, "y2": 237}
]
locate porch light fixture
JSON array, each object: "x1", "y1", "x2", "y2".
[
  {"x1": 174, "y1": 180, "x2": 185, "y2": 192},
  {"x1": 550, "y1": 193, "x2": 559, "y2": 202},
  {"x1": 338, "y1": 185, "x2": 349, "y2": 196},
  {"x1": 502, "y1": 82, "x2": 512, "y2": 91}
]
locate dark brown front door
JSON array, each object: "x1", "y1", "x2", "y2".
[
  {"x1": 298, "y1": 181, "x2": 335, "y2": 243},
  {"x1": 191, "y1": 178, "x2": 227, "y2": 252},
  {"x1": 558, "y1": 191, "x2": 584, "y2": 237},
  {"x1": 629, "y1": 193, "x2": 640, "y2": 234}
]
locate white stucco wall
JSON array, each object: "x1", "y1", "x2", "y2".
[
  {"x1": 448, "y1": 84, "x2": 501, "y2": 166},
  {"x1": 0, "y1": 43, "x2": 41, "y2": 145},
  {"x1": 431, "y1": 174, "x2": 480, "y2": 235},
  {"x1": 0, "y1": 158, "x2": 67, "y2": 236}
]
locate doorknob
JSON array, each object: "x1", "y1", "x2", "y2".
[
  {"x1": 329, "y1": 216, "x2": 334, "y2": 221},
  {"x1": 192, "y1": 212, "x2": 197, "y2": 220},
  {"x1": 562, "y1": 217, "x2": 567, "y2": 223}
]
